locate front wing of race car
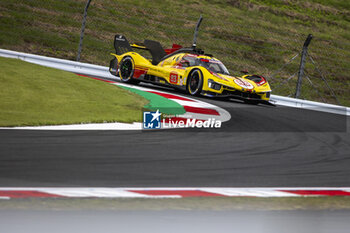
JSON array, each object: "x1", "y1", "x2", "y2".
[{"x1": 194, "y1": 67, "x2": 272, "y2": 102}]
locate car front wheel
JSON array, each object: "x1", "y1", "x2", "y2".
[{"x1": 186, "y1": 69, "x2": 203, "y2": 96}]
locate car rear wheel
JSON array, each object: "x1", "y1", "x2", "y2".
[
  {"x1": 187, "y1": 69, "x2": 203, "y2": 96},
  {"x1": 119, "y1": 56, "x2": 137, "y2": 83}
]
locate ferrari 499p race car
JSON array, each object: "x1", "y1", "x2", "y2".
[{"x1": 109, "y1": 17, "x2": 271, "y2": 104}]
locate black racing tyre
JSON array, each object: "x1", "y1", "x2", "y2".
[
  {"x1": 186, "y1": 69, "x2": 203, "y2": 96},
  {"x1": 119, "y1": 56, "x2": 135, "y2": 83}
]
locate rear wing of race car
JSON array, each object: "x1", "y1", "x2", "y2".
[
  {"x1": 131, "y1": 41, "x2": 183, "y2": 65},
  {"x1": 130, "y1": 42, "x2": 182, "y2": 55},
  {"x1": 113, "y1": 34, "x2": 182, "y2": 65},
  {"x1": 113, "y1": 34, "x2": 133, "y2": 55},
  {"x1": 113, "y1": 15, "x2": 202, "y2": 62}
]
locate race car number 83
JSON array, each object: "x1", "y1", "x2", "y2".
[{"x1": 170, "y1": 72, "x2": 178, "y2": 84}]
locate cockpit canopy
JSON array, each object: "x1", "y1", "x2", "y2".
[{"x1": 179, "y1": 55, "x2": 230, "y2": 75}]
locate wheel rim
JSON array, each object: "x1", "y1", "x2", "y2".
[
  {"x1": 120, "y1": 59, "x2": 133, "y2": 80},
  {"x1": 189, "y1": 71, "x2": 201, "y2": 94}
]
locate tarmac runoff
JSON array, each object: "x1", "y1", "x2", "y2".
[{"x1": 1, "y1": 209, "x2": 350, "y2": 233}]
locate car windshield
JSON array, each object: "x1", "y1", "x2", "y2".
[
  {"x1": 199, "y1": 58, "x2": 230, "y2": 75},
  {"x1": 179, "y1": 55, "x2": 230, "y2": 75}
]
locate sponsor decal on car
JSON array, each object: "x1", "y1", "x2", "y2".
[
  {"x1": 169, "y1": 72, "x2": 178, "y2": 84},
  {"x1": 234, "y1": 78, "x2": 254, "y2": 89},
  {"x1": 115, "y1": 35, "x2": 125, "y2": 41}
]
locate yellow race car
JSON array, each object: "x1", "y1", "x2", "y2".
[{"x1": 109, "y1": 18, "x2": 271, "y2": 104}]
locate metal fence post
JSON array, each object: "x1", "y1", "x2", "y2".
[
  {"x1": 295, "y1": 34, "x2": 313, "y2": 99},
  {"x1": 192, "y1": 15, "x2": 203, "y2": 49},
  {"x1": 77, "y1": 0, "x2": 92, "y2": 62}
]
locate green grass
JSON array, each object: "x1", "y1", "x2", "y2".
[
  {"x1": 1, "y1": 197, "x2": 350, "y2": 211},
  {"x1": 0, "y1": 57, "x2": 148, "y2": 126},
  {"x1": 119, "y1": 86, "x2": 186, "y2": 115},
  {"x1": 0, "y1": 0, "x2": 349, "y2": 106}
]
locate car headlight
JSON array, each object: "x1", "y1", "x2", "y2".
[{"x1": 208, "y1": 79, "x2": 222, "y2": 90}]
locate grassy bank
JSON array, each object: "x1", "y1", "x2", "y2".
[
  {"x1": 1, "y1": 197, "x2": 350, "y2": 210},
  {"x1": 0, "y1": 0, "x2": 349, "y2": 105},
  {"x1": 0, "y1": 57, "x2": 148, "y2": 126}
]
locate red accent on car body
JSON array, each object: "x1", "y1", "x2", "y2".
[
  {"x1": 133, "y1": 68, "x2": 148, "y2": 78},
  {"x1": 164, "y1": 44, "x2": 183, "y2": 54},
  {"x1": 256, "y1": 76, "x2": 266, "y2": 86}
]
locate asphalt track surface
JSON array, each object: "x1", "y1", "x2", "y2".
[
  {"x1": 2, "y1": 209, "x2": 350, "y2": 233},
  {"x1": 0, "y1": 82, "x2": 349, "y2": 187}
]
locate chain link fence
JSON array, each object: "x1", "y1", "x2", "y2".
[{"x1": 1, "y1": 0, "x2": 349, "y2": 106}]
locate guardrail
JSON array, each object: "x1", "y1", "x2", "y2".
[
  {"x1": 0, "y1": 48, "x2": 116, "y2": 80},
  {"x1": 1, "y1": 48, "x2": 349, "y2": 116}
]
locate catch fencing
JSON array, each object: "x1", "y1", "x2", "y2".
[{"x1": 0, "y1": 0, "x2": 349, "y2": 106}]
